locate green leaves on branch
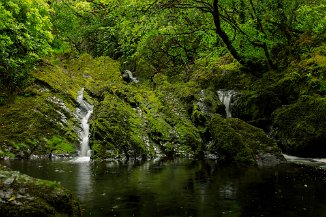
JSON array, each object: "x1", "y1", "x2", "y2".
[
  {"x1": 296, "y1": 4, "x2": 326, "y2": 35},
  {"x1": 0, "y1": 0, "x2": 53, "y2": 92}
]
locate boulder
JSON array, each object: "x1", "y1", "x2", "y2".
[
  {"x1": 231, "y1": 91, "x2": 281, "y2": 130},
  {"x1": 272, "y1": 95, "x2": 326, "y2": 157},
  {"x1": 0, "y1": 165, "x2": 80, "y2": 217},
  {"x1": 208, "y1": 115, "x2": 284, "y2": 165}
]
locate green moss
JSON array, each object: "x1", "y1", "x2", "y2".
[
  {"x1": 0, "y1": 89, "x2": 79, "y2": 158},
  {"x1": 0, "y1": 54, "x2": 123, "y2": 158},
  {"x1": 46, "y1": 136, "x2": 76, "y2": 155},
  {"x1": 0, "y1": 169, "x2": 81, "y2": 217},
  {"x1": 83, "y1": 56, "x2": 208, "y2": 159},
  {"x1": 174, "y1": 123, "x2": 202, "y2": 156},
  {"x1": 1, "y1": 51, "x2": 290, "y2": 163},
  {"x1": 90, "y1": 92, "x2": 148, "y2": 159},
  {"x1": 208, "y1": 115, "x2": 281, "y2": 164},
  {"x1": 272, "y1": 95, "x2": 326, "y2": 157}
]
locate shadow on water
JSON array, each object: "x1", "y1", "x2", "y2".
[{"x1": 1, "y1": 158, "x2": 326, "y2": 217}]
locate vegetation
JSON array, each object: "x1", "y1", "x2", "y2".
[
  {"x1": 0, "y1": 0, "x2": 53, "y2": 95},
  {"x1": 1, "y1": 0, "x2": 326, "y2": 162}
]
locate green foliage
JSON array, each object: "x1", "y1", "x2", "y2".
[
  {"x1": 0, "y1": 0, "x2": 53, "y2": 92},
  {"x1": 46, "y1": 135, "x2": 76, "y2": 154},
  {"x1": 0, "y1": 96, "x2": 5, "y2": 105},
  {"x1": 296, "y1": 4, "x2": 326, "y2": 35},
  {"x1": 42, "y1": 0, "x2": 326, "y2": 77}
]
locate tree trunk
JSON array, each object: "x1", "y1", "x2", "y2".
[
  {"x1": 212, "y1": 0, "x2": 245, "y2": 65},
  {"x1": 248, "y1": 0, "x2": 275, "y2": 69}
]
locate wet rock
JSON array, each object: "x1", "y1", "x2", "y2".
[
  {"x1": 231, "y1": 91, "x2": 281, "y2": 130},
  {"x1": 256, "y1": 153, "x2": 285, "y2": 167},
  {"x1": 3, "y1": 176, "x2": 16, "y2": 186},
  {"x1": 272, "y1": 95, "x2": 326, "y2": 157},
  {"x1": 208, "y1": 115, "x2": 283, "y2": 165},
  {"x1": 0, "y1": 167, "x2": 81, "y2": 217},
  {"x1": 121, "y1": 70, "x2": 138, "y2": 83}
]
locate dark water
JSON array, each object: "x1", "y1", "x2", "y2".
[{"x1": 1, "y1": 158, "x2": 326, "y2": 217}]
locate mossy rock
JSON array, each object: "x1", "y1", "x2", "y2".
[
  {"x1": 231, "y1": 71, "x2": 301, "y2": 130},
  {"x1": 90, "y1": 81, "x2": 203, "y2": 159},
  {"x1": 210, "y1": 64, "x2": 256, "y2": 90},
  {"x1": 231, "y1": 91, "x2": 281, "y2": 129},
  {"x1": 0, "y1": 54, "x2": 122, "y2": 158},
  {"x1": 0, "y1": 168, "x2": 81, "y2": 217},
  {"x1": 272, "y1": 95, "x2": 326, "y2": 157},
  {"x1": 208, "y1": 115, "x2": 283, "y2": 165},
  {"x1": 90, "y1": 93, "x2": 149, "y2": 160},
  {"x1": 0, "y1": 89, "x2": 79, "y2": 158}
]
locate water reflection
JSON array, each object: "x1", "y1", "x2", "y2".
[
  {"x1": 73, "y1": 161, "x2": 93, "y2": 202},
  {"x1": 1, "y1": 159, "x2": 326, "y2": 217}
]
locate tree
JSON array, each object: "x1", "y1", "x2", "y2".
[
  {"x1": 45, "y1": 0, "x2": 326, "y2": 77},
  {"x1": 152, "y1": 0, "x2": 262, "y2": 67},
  {"x1": 149, "y1": 0, "x2": 326, "y2": 70},
  {"x1": 0, "y1": 0, "x2": 53, "y2": 94}
]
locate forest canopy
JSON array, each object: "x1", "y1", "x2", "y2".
[
  {"x1": 0, "y1": 0, "x2": 53, "y2": 92},
  {"x1": 1, "y1": 0, "x2": 326, "y2": 92}
]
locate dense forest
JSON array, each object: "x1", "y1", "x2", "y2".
[
  {"x1": 1, "y1": 0, "x2": 326, "y2": 216},
  {"x1": 0, "y1": 0, "x2": 326, "y2": 161}
]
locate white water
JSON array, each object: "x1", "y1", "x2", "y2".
[
  {"x1": 217, "y1": 90, "x2": 235, "y2": 118},
  {"x1": 76, "y1": 88, "x2": 93, "y2": 159},
  {"x1": 71, "y1": 156, "x2": 91, "y2": 163},
  {"x1": 283, "y1": 154, "x2": 326, "y2": 166},
  {"x1": 124, "y1": 70, "x2": 139, "y2": 83},
  {"x1": 197, "y1": 89, "x2": 207, "y2": 113}
]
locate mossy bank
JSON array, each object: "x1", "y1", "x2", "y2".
[
  {"x1": 211, "y1": 41, "x2": 326, "y2": 157},
  {"x1": 0, "y1": 54, "x2": 283, "y2": 165}
]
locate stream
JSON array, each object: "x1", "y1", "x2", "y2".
[{"x1": 1, "y1": 158, "x2": 326, "y2": 217}]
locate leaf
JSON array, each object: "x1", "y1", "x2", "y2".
[{"x1": 8, "y1": 195, "x2": 16, "y2": 201}]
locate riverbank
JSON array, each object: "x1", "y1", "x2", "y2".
[
  {"x1": 0, "y1": 54, "x2": 284, "y2": 165},
  {"x1": 0, "y1": 164, "x2": 80, "y2": 217}
]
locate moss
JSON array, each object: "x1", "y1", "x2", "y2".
[
  {"x1": 81, "y1": 56, "x2": 209, "y2": 160},
  {"x1": 174, "y1": 123, "x2": 202, "y2": 155},
  {"x1": 1, "y1": 51, "x2": 290, "y2": 163},
  {"x1": 0, "y1": 169, "x2": 81, "y2": 217},
  {"x1": 208, "y1": 115, "x2": 281, "y2": 165},
  {"x1": 203, "y1": 88, "x2": 225, "y2": 114},
  {"x1": 46, "y1": 136, "x2": 77, "y2": 155},
  {"x1": 191, "y1": 106, "x2": 207, "y2": 126},
  {"x1": 90, "y1": 77, "x2": 204, "y2": 159},
  {"x1": 0, "y1": 89, "x2": 78, "y2": 158},
  {"x1": 90, "y1": 92, "x2": 149, "y2": 159},
  {"x1": 272, "y1": 95, "x2": 326, "y2": 157},
  {"x1": 231, "y1": 90, "x2": 282, "y2": 129},
  {"x1": 0, "y1": 54, "x2": 123, "y2": 158}
]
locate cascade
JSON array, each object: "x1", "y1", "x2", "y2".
[
  {"x1": 123, "y1": 70, "x2": 139, "y2": 83},
  {"x1": 217, "y1": 90, "x2": 235, "y2": 118},
  {"x1": 76, "y1": 88, "x2": 93, "y2": 157},
  {"x1": 197, "y1": 89, "x2": 207, "y2": 113}
]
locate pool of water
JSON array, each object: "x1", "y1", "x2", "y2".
[{"x1": 1, "y1": 158, "x2": 326, "y2": 217}]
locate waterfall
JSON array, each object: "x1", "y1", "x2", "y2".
[
  {"x1": 197, "y1": 89, "x2": 207, "y2": 113},
  {"x1": 124, "y1": 70, "x2": 139, "y2": 83},
  {"x1": 217, "y1": 90, "x2": 235, "y2": 118},
  {"x1": 76, "y1": 88, "x2": 93, "y2": 158}
]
